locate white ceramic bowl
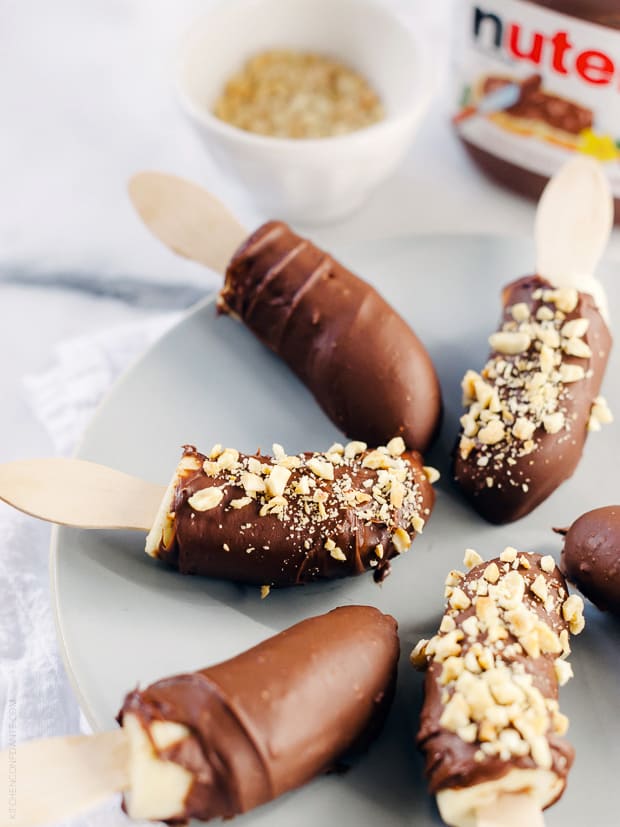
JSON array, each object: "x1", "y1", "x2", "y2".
[{"x1": 176, "y1": 0, "x2": 434, "y2": 224}]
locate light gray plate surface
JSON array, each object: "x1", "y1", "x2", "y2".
[{"x1": 51, "y1": 235, "x2": 620, "y2": 826}]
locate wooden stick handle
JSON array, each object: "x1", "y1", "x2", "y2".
[
  {"x1": 0, "y1": 458, "x2": 165, "y2": 530},
  {"x1": 0, "y1": 730, "x2": 128, "y2": 827},
  {"x1": 535, "y1": 157, "x2": 612, "y2": 318},
  {"x1": 129, "y1": 171, "x2": 248, "y2": 275},
  {"x1": 476, "y1": 793, "x2": 545, "y2": 827}
]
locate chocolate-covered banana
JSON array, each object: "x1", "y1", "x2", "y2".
[
  {"x1": 413, "y1": 548, "x2": 585, "y2": 827},
  {"x1": 118, "y1": 605, "x2": 399, "y2": 823},
  {"x1": 560, "y1": 506, "x2": 620, "y2": 616},
  {"x1": 454, "y1": 276, "x2": 612, "y2": 523},
  {"x1": 218, "y1": 221, "x2": 442, "y2": 453},
  {"x1": 146, "y1": 439, "x2": 437, "y2": 587}
]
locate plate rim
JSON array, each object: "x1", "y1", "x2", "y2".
[{"x1": 48, "y1": 292, "x2": 218, "y2": 731}]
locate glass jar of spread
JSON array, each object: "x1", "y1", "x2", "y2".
[{"x1": 453, "y1": 0, "x2": 620, "y2": 221}]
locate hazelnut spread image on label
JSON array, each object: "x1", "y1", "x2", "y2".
[{"x1": 453, "y1": 0, "x2": 620, "y2": 220}]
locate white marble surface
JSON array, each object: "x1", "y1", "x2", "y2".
[{"x1": 5, "y1": 0, "x2": 620, "y2": 295}]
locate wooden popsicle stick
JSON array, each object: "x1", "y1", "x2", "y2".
[
  {"x1": 0, "y1": 458, "x2": 165, "y2": 530},
  {"x1": 476, "y1": 793, "x2": 545, "y2": 827},
  {"x1": 0, "y1": 729, "x2": 128, "y2": 827},
  {"x1": 129, "y1": 171, "x2": 248, "y2": 275},
  {"x1": 535, "y1": 157, "x2": 613, "y2": 318}
]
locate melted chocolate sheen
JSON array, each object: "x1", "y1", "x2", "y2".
[
  {"x1": 219, "y1": 221, "x2": 442, "y2": 453},
  {"x1": 119, "y1": 606, "x2": 399, "y2": 823},
  {"x1": 453, "y1": 276, "x2": 612, "y2": 524},
  {"x1": 158, "y1": 448, "x2": 434, "y2": 586},
  {"x1": 417, "y1": 556, "x2": 574, "y2": 798},
  {"x1": 561, "y1": 506, "x2": 620, "y2": 615}
]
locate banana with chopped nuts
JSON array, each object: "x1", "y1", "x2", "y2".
[
  {"x1": 413, "y1": 547, "x2": 585, "y2": 827},
  {"x1": 454, "y1": 276, "x2": 612, "y2": 523},
  {"x1": 0, "y1": 439, "x2": 436, "y2": 590},
  {"x1": 146, "y1": 438, "x2": 437, "y2": 586}
]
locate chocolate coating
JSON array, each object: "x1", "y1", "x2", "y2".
[
  {"x1": 119, "y1": 605, "x2": 400, "y2": 822},
  {"x1": 417, "y1": 554, "x2": 574, "y2": 798},
  {"x1": 218, "y1": 221, "x2": 442, "y2": 453},
  {"x1": 561, "y1": 506, "x2": 620, "y2": 616},
  {"x1": 453, "y1": 276, "x2": 612, "y2": 524},
  {"x1": 154, "y1": 445, "x2": 434, "y2": 587}
]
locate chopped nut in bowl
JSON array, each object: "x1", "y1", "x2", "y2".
[
  {"x1": 213, "y1": 50, "x2": 385, "y2": 139},
  {"x1": 176, "y1": 0, "x2": 434, "y2": 223}
]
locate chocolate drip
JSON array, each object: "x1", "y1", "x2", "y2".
[
  {"x1": 561, "y1": 506, "x2": 620, "y2": 615},
  {"x1": 219, "y1": 221, "x2": 442, "y2": 453},
  {"x1": 417, "y1": 555, "x2": 574, "y2": 800},
  {"x1": 119, "y1": 606, "x2": 399, "y2": 822},
  {"x1": 155, "y1": 445, "x2": 434, "y2": 587},
  {"x1": 482, "y1": 75, "x2": 593, "y2": 136}
]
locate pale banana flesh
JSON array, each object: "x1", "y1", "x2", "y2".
[
  {"x1": 145, "y1": 454, "x2": 201, "y2": 558},
  {"x1": 437, "y1": 767, "x2": 562, "y2": 827},
  {"x1": 122, "y1": 714, "x2": 193, "y2": 820}
]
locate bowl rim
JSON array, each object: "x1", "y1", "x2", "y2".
[{"x1": 175, "y1": 0, "x2": 436, "y2": 151}]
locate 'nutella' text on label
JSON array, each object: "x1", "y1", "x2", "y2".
[{"x1": 454, "y1": 0, "x2": 620, "y2": 196}]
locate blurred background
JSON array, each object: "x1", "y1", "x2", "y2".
[{"x1": 4, "y1": 0, "x2": 594, "y2": 289}]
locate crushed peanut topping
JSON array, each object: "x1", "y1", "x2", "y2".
[
  {"x1": 187, "y1": 486, "x2": 223, "y2": 512},
  {"x1": 457, "y1": 285, "x2": 611, "y2": 490},
  {"x1": 423, "y1": 466, "x2": 441, "y2": 484},
  {"x1": 413, "y1": 547, "x2": 584, "y2": 770},
  {"x1": 386, "y1": 436, "x2": 406, "y2": 456},
  {"x1": 562, "y1": 594, "x2": 585, "y2": 635},
  {"x1": 177, "y1": 439, "x2": 435, "y2": 572},
  {"x1": 392, "y1": 527, "x2": 412, "y2": 554},
  {"x1": 483, "y1": 562, "x2": 500, "y2": 584},
  {"x1": 213, "y1": 50, "x2": 384, "y2": 139},
  {"x1": 410, "y1": 639, "x2": 430, "y2": 669}
]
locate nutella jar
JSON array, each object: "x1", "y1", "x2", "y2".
[{"x1": 453, "y1": 1, "x2": 620, "y2": 220}]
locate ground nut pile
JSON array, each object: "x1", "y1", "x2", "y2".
[{"x1": 213, "y1": 50, "x2": 384, "y2": 138}]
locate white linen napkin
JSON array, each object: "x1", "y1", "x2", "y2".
[
  {"x1": 1, "y1": 314, "x2": 179, "y2": 826},
  {"x1": 23, "y1": 314, "x2": 180, "y2": 455}
]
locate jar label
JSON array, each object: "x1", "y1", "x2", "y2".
[{"x1": 454, "y1": 0, "x2": 620, "y2": 196}]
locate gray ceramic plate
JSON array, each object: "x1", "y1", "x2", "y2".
[{"x1": 51, "y1": 236, "x2": 620, "y2": 826}]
